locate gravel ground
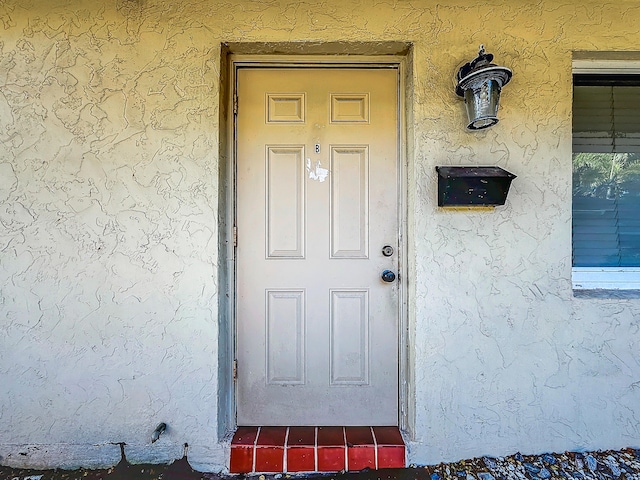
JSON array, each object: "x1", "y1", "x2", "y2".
[{"x1": 2, "y1": 448, "x2": 640, "y2": 480}]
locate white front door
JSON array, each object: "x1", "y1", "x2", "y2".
[{"x1": 236, "y1": 66, "x2": 399, "y2": 426}]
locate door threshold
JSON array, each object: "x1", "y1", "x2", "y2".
[{"x1": 230, "y1": 426, "x2": 406, "y2": 474}]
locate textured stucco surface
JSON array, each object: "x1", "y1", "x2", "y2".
[{"x1": 1, "y1": 0, "x2": 640, "y2": 472}]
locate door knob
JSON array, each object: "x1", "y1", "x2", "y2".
[{"x1": 381, "y1": 270, "x2": 396, "y2": 283}]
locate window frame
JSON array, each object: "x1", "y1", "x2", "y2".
[{"x1": 572, "y1": 58, "x2": 640, "y2": 291}]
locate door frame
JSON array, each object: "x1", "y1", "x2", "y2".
[{"x1": 221, "y1": 51, "x2": 411, "y2": 436}]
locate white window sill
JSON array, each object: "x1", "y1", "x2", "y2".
[{"x1": 572, "y1": 268, "x2": 640, "y2": 298}]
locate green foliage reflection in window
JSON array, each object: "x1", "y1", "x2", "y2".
[{"x1": 572, "y1": 78, "x2": 640, "y2": 268}]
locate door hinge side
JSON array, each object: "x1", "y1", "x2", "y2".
[
  {"x1": 233, "y1": 225, "x2": 237, "y2": 247},
  {"x1": 233, "y1": 359, "x2": 238, "y2": 381},
  {"x1": 233, "y1": 93, "x2": 238, "y2": 116}
]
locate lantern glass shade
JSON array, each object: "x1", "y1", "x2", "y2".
[{"x1": 462, "y1": 76, "x2": 502, "y2": 130}]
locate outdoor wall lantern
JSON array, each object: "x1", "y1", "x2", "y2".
[{"x1": 455, "y1": 44, "x2": 512, "y2": 130}]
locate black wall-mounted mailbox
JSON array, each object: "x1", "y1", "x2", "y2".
[{"x1": 436, "y1": 166, "x2": 516, "y2": 207}]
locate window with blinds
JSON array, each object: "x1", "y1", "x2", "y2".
[{"x1": 572, "y1": 75, "x2": 640, "y2": 268}]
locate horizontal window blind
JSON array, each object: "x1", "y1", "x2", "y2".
[
  {"x1": 573, "y1": 85, "x2": 640, "y2": 153},
  {"x1": 572, "y1": 75, "x2": 640, "y2": 268},
  {"x1": 573, "y1": 196, "x2": 640, "y2": 266}
]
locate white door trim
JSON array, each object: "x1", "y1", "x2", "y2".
[{"x1": 223, "y1": 52, "x2": 411, "y2": 435}]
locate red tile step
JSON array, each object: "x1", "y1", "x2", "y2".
[{"x1": 230, "y1": 426, "x2": 405, "y2": 474}]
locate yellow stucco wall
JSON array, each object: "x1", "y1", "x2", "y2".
[{"x1": 1, "y1": 0, "x2": 640, "y2": 471}]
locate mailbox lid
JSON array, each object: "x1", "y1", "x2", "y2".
[
  {"x1": 436, "y1": 166, "x2": 517, "y2": 206},
  {"x1": 436, "y1": 166, "x2": 516, "y2": 179}
]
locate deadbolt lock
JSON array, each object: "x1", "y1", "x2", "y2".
[{"x1": 382, "y1": 245, "x2": 394, "y2": 257}]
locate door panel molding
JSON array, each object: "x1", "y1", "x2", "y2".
[
  {"x1": 266, "y1": 289, "x2": 306, "y2": 385},
  {"x1": 265, "y1": 145, "x2": 306, "y2": 258},
  {"x1": 330, "y1": 288, "x2": 371, "y2": 386},
  {"x1": 330, "y1": 145, "x2": 369, "y2": 259}
]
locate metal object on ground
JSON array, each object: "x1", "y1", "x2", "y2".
[{"x1": 151, "y1": 422, "x2": 167, "y2": 443}]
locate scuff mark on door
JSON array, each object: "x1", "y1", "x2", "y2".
[{"x1": 306, "y1": 158, "x2": 329, "y2": 182}]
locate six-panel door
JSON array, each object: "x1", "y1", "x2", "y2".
[{"x1": 236, "y1": 67, "x2": 399, "y2": 426}]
